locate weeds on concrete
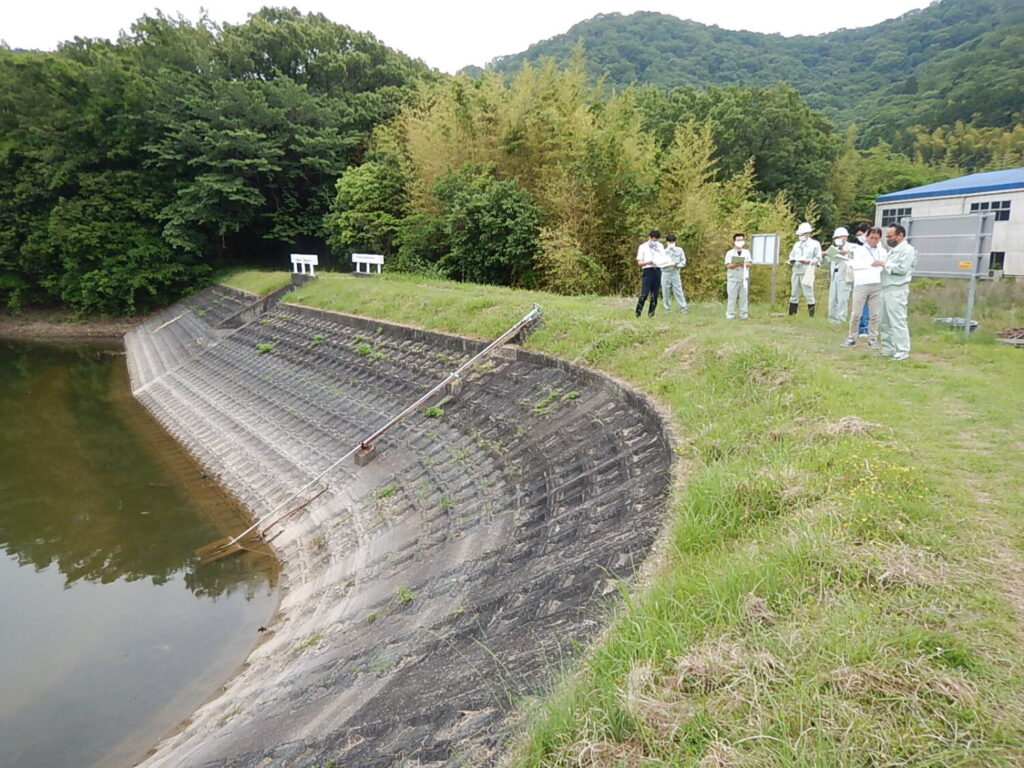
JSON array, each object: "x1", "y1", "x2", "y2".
[{"x1": 288, "y1": 272, "x2": 1024, "y2": 766}]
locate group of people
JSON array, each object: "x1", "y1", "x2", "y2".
[{"x1": 635, "y1": 221, "x2": 919, "y2": 360}]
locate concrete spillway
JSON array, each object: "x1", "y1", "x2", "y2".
[{"x1": 125, "y1": 284, "x2": 672, "y2": 767}]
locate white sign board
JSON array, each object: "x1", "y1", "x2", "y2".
[
  {"x1": 750, "y1": 234, "x2": 780, "y2": 265},
  {"x1": 291, "y1": 253, "x2": 318, "y2": 275},
  {"x1": 352, "y1": 252, "x2": 384, "y2": 275}
]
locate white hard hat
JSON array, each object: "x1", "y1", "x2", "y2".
[
  {"x1": 832, "y1": 227, "x2": 849, "y2": 238},
  {"x1": 796, "y1": 222, "x2": 813, "y2": 235}
]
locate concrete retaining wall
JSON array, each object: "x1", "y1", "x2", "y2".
[{"x1": 125, "y1": 290, "x2": 673, "y2": 767}]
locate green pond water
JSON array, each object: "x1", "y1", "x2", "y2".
[{"x1": 0, "y1": 339, "x2": 278, "y2": 768}]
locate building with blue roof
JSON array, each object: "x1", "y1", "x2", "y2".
[{"x1": 875, "y1": 167, "x2": 1024, "y2": 276}]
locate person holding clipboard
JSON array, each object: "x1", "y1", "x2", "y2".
[{"x1": 725, "y1": 233, "x2": 752, "y2": 319}]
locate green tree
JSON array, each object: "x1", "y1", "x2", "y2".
[{"x1": 431, "y1": 165, "x2": 540, "y2": 287}]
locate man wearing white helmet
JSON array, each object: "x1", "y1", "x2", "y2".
[
  {"x1": 787, "y1": 222, "x2": 822, "y2": 316},
  {"x1": 824, "y1": 227, "x2": 854, "y2": 323}
]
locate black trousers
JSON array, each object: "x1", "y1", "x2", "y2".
[{"x1": 636, "y1": 268, "x2": 661, "y2": 316}]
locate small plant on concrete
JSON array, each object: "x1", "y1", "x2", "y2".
[
  {"x1": 562, "y1": 390, "x2": 581, "y2": 401},
  {"x1": 395, "y1": 587, "x2": 417, "y2": 605},
  {"x1": 308, "y1": 333, "x2": 326, "y2": 348},
  {"x1": 375, "y1": 484, "x2": 398, "y2": 500},
  {"x1": 355, "y1": 343, "x2": 372, "y2": 355},
  {"x1": 218, "y1": 705, "x2": 244, "y2": 723},
  {"x1": 438, "y1": 496, "x2": 453, "y2": 510},
  {"x1": 531, "y1": 388, "x2": 563, "y2": 415},
  {"x1": 366, "y1": 611, "x2": 380, "y2": 625},
  {"x1": 424, "y1": 405, "x2": 444, "y2": 418},
  {"x1": 292, "y1": 633, "x2": 323, "y2": 653},
  {"x1": 255, "y1": 342, "x2": 276, "y2": 355}
]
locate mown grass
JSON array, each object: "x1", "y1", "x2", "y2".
[
  {"x1": 218, "y1": 269, "x2": 293, "y2": 296},
  {"x1": 286, "y1": 272, "x2": 1024, "y2": 766}
]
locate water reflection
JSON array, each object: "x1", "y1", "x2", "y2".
[
  {"x1": 0, "y1": 339, "x2": 277, "y2": 768},
  {"x1": 0, "y1": 340, "x2": 275, "y2": 596}
]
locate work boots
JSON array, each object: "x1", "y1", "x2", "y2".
[
  {"x1": 788, "y1": 302, "x2": 798, "y2": 316},
  {"x1": 808, "y1": 304, "x2": 816, "y2": 317}
]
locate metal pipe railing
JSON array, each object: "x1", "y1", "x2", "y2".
[{"x1": 206, "y1": 304, "x2": 543, "y2": 555}]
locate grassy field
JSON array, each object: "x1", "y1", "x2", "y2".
[
  {"x1": 229, "y1": 271, "x2": 1024, "y2": 766},
  {"x1": 215, "y1": 268, "x2": 294, "y2": 296}
]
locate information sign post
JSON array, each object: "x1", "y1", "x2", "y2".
[
  {"x1": 901, "y1": 213, "x2": 993, "y2": 340},
  {"x1": 751, "y1": 234, "x2": 781, "y2": 307}
]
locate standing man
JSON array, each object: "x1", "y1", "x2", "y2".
[
  {"x1": 787, "y1": 222, "x2": 822, "y2": 316},
  {"x1": 824, "y1": 227, "x2": 854, "y2": 323},
  {"x1": 842, "y1": 226, "x2": 884, "y2": 348},
  {"x1": 853, "y1": 222, "x2": 872, "y2": 336},
  {"x1": 635, "y1": 229, "x2": 664, "y2": 318},
  {"x1": 874, "y1": 224, "x2": 918, "y2": 360},
  {"x1": 724, "y1": 233, "x2": 751, "y2": 320},
  {"x1": 660, "y1": 234, "x2": 688, "y2": 313}
]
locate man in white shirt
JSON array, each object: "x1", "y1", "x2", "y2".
[
  {"x1": 842, "y1": 226, "x2": 884, "y2": 348},
  {"x1": 635, "y1": 230, "x2": 664, "y2": 317}
]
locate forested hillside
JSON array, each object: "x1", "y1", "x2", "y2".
[
  {"x1": 0, "y1": 9, "x2": 429, "y2": 314},
  {"x1": 487, "y1": 0, "x2": 1024, "y2": 155},
  {"x1": 3, "y1": 2, "x2": 1022, "y2": 314}
]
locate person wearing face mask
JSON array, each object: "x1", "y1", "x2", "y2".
[
  {"x1": 724, "y1": 233, "x2": 751, "y2": 319},
  {"x1": 660, "y1": 234, "x2": 688, "y2": 313},
  {"x1": 824, "y1": 227, "x2": 854, "y2": 323},
  {"x1": 873, "y1": 224, "x2": 918, "y2": 360},
  {"x1": 787, "y1": 222, "x2": 822, "y2": 316},
  {"x1": 842, "y1": 226, "x2": 884, "y2": 349},
  {"x1": 852, "y1": 223, "x2": 872, "y2": 336}
]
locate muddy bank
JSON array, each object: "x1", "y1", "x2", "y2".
[{"x1": 0, "y1": 309, "x2": 144, "y2": 340}]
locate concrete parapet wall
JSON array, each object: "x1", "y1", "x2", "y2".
[{"x1": 126, "y1": 295, "x2": 673, "y2": 767}]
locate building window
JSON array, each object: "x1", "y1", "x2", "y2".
[
  {"x1": 990, "y1": 251, "x2": 1005, "y2": 271},
  {"x1": 970, "y1": 200, "x2": 1011, "y2": 221},
  {"x1": 881, "y1": 207, "x2": 912, "y2": 227}
]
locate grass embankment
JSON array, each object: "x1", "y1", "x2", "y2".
[
  {"x1": 217, "y1": 268, "x2": 294, "y2": 296},
  {"x1": 287, "y1": 273, "x2": 1024, "y2": 766}
]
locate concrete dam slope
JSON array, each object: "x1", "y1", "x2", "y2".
[{"x1": 125, "y1": 284, "x2": 673, "y2": 767}]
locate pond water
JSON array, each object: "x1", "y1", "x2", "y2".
[{"x1": 0, "y1": 339, "x2": 278, "y2": 768}]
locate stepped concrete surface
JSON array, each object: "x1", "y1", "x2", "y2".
[{"x1": 124, "y1": 291, "x2": 673, "y2": 767}]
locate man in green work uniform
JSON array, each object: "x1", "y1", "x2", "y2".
[
  {"x1": 787, "y1": 222, "x2": 821, "y2": 316},
  {"x1": 874, "y1": 223, "x2": 918, "y2": 360},
  {"x1": 724, "y1": 233, "x2": 751, "y2": 319},
  {"x1": 824, "y1": 227, "x2": 854, "y2": 323}
]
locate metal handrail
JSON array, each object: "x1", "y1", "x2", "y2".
[{"x1": 359, "y1": 303, "x2": 542, "y2": 450}]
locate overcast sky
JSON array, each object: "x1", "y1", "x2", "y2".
[{"x1": 2, "y1": 0, "x2": 935, "y2": 73}]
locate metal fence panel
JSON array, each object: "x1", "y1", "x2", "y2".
[{"x1": 901, "y1": 213, "x2": 994, "y2": 279}]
